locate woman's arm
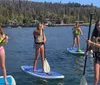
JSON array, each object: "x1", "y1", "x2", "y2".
[
  {"x1": 88, "y1": 40, "x2": 100, "y2": 48},
  {"x1": 4, "y1": 35, "x2": 8, "y2": 44},
  {"x1": 78, "y1": 27, "x2": 83, "y2": 35},
  {"x1": 43, "y1": 35, "x2": 46, "y2": 43},
  {"x1": 33, "y1": 30, "x2": 40, "y2": 37}
]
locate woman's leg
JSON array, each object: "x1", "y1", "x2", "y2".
[
  {"x1": 40, "y1": 45, "x2": 45, "y2": 70},
  {"x1": 33, "y1": 46, "x2": 40, "y2": 71},
  {"x1": 0, "y1": 47, "x2": 8, "y2": 85},
  {"x1": 72, "y1": 36, "x2": 76, "y2": 50},
  {"x1": 94, "y1": 62, "x2": 99, "y2": 85},
  {"x1": 77, "y1": 35, "x2": 80, "y2": 50}
]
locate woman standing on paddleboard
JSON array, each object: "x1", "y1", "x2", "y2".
[
  {"x1": 0, "y1": 26, "x2": 8, "y2": 85},
  {"x1": 86, "y1": 20, "x2": 100, "y2": 85},
  {"x1": 72, "y1": 23, "x2": 83, "y2": 52},
  {"x1": 33, "y1": 23, "x2": 46, "y2": 72}
]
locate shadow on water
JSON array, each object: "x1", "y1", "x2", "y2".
[
  {"x1": 24, "y1": 77, "x2": 64, "y2": 85},
  {"x1": 33, "y1": 79, "x2": 64, "y2": 85}
]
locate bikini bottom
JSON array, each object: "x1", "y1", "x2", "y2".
[{"x1": 94, "y1": 52, "x2": 100, "y2": 63}]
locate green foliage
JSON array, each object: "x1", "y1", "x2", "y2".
[{"x1": 0, "y1": 1, "x2": 99, "y2": 25}]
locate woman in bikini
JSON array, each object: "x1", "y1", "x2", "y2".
[
  {"x1": 33, "y1": 23, "x2": 46, "y2": 72},
  {"x1": 86, "y1": 20, "x2": 100, "y2": 85},
  {"x1": 0, "y1": 26, "x2": 8, "y2": 85}
]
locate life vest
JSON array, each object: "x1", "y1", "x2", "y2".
[
  {"x1": 0, "y1": 38, "x2": 6, "y2": 44},
  {"x1": 72, "y1": 28, "x2": 80, "y2": 35}
]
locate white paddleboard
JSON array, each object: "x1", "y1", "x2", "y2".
[
  {"x1": 0, "y1": 75, "x2": 16, "y2": 85},
  {"x1": 21, "y1": 65, "x2": 64, "y2": 79},
  {"x1": 67, "y1": 47, "x2": 85, "y2": 56}
]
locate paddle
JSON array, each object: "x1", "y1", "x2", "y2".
[
  {"x1": 42, "y1": 28, "x2": 50, "y2": 73},
  {"x1": 80, "y1": 13, "x2": 94, "y2": 85},
  {"x1": 81, "y1": 34, "x2": 87, "y2": 41},
  {"x1": 44, "y1": 43, "x2": 50, "y2": 73}
]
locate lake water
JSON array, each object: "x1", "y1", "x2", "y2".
[{"x1": 1, "y1": 26, "x2": 95, "y2": 85}]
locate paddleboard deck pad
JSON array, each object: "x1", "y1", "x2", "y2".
[
  {"x1": 21, "y1": 65, "x2": 64, "y2": 79},
  {"x1": 67, "y1": 47, "x2": 84, "y2": 56},
  {"x1": 0, "y1": 75, "x2": 16, "y2": 85}
]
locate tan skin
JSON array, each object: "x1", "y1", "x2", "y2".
[
  {"x1": 86, "y1": 20, "x2": 100, "y2": 85},
  {"x1": 0, "y1": 27, "x2": 8, "y2": 85},
  {"x1": 33, "y1": 24, "x2": 46, "y2": 72},
  {"x1": 72, "y1": 24, "x2": 83, "y2": 50}
]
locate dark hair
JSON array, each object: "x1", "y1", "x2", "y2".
[
  {"x1": 75, "y1": 23, "x2": 78, "y2": 25},
  {"x1": 92, "y1": 20, "x2": 100, "y2": 38},
  {"x1": 36, "y1": 23, "x2": 41, "y2": 30},
  {"x1": 0, "y1": 26, "x2": 4, "y2": 35}
]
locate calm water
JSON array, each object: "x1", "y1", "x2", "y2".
[{"x1": 1, "y1": 26, "x2": 95, "y2": 85}]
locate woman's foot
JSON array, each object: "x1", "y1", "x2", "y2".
[
  {"x1": 77, "y1": 49, "x2": 82, "y2": 52},
  {"x1": 33, "y1": 67, "x2": 36, "y2": 72}
]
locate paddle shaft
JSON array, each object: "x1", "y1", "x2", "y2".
[
  {"x1": 42, "y1": 29, "x2": 46, "y2": 58},
  {"x1": 81, "y1": 34, "x2": 87, "y2": 41},
  {"x1": 83, "y1": 13, "x2": 94, "y2": 75}
]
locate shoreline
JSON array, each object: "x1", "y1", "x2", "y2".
[{"x1": 2, "y1": 23, "x2": 90, "y2": 28}]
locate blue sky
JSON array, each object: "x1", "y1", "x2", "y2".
[{"x1": 31, "y1": 0, "x2": 100, "y2": 7}]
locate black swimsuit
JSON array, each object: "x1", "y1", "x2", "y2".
[{"x1": 93, "y1": 52, "x2": 100, "y2": 63}]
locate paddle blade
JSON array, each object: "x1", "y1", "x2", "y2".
[
  {"x1": 80, "y1": 76, "x2": 88, "y2": 85},
  {"x1": 44, "y1": 58, "x2": 50, "y2": 73}
]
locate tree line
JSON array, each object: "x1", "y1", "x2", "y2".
[{"x1": 0, "y1": 0, "x2": 100, "y2": 25}]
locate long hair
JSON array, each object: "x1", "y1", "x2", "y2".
[
  {"x1": 0, "y1": 26, "x2": 4, "y2": 35},
  {"x1": 36, "y1": 23, "x2": 40, "y2": 30},
  {"x1": 36, "y1": 23, "x2": 44, "y2": 33},
  {"x1": 36, "y1": 23, "x2": 43, "y2": 30},
  {"x1": 92, "y1": 20, "x2": 100, "y2": 38}
]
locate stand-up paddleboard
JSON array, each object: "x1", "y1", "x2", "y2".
[
  {"x1": 21, "y1": 65, "x2": 64, "y2": 79},
  {"x1": 0, "y1": 75, "x2": 16, "y2": 85},
  {"x1": 67, "y1": 47, "x2": 85, "y2": 56}
]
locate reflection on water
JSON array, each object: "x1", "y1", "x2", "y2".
[
  {"x1": 31, "y1": 79, "x2": 64, "y2": 85},
  {"x1": 32, "y1": 79, "x2": 48, "y2": 85},
  {"x1": 74, "y1": 56, "x2": 84, "y2": 72}
]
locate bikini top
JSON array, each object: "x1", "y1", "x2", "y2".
[{"x1": 34, "y1": 32, "x2": 45, "y2": 44}]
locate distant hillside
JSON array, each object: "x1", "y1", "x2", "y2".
[{"x1": 0, "y1": 0, "x2": 99, "y2": 25}]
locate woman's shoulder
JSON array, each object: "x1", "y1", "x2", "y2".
[
  {"x1": 77, "y1": 26, "x2": 81, "y2": 30},
  {"x1": 34, "y1": 29, "x2": 40, "y2": 35},
  {"x1": 34, "y1": 29, "x2": 38, "y2": 33}
]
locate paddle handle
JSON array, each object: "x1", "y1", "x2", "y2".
[{"x1": 83, "y1": 13, "x2": 94, "y2": 75}]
